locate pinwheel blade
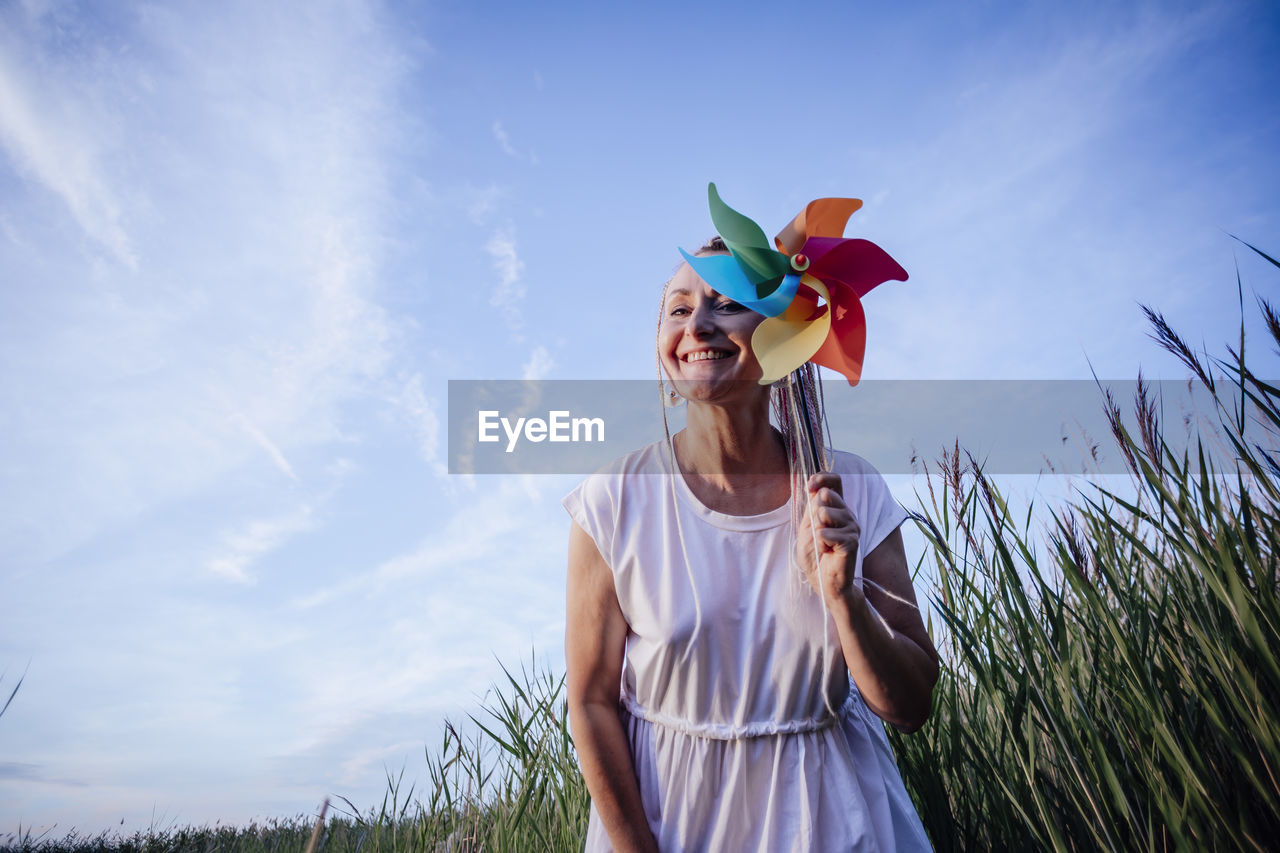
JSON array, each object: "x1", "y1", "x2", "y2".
[
  {"x1": 751, "y1": 276, "x2": 833, "y2": 384},
  {"x1": 774, "y1": 198, "x2": 863, "y2": 255},
  {"x1": 809, "y1": 283, "x2": 868, "y2": 385},
  {"x1": 679, "y1": 251, "x2": 798, "y2": 317},
  {"x1": 806, "y1": 238, "x2": 908, "y2": 298},
  {"x1": 707, "y1": 183, "x2": 791, "y2": 286}
]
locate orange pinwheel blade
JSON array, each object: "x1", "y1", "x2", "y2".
[{"x1": 774, "y1": 198, "x2": 863, "y2": 255}]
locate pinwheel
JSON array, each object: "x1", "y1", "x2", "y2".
[{"x1": 680, "y1": 183, "x2": 908, "y2": 386}]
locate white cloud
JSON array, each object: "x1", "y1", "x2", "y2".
[
  {"x1": 289, "y1": 476, "x2": 563, "y2": 612},
  {"x1": 486, "y1": 226, "x2": 524, "y2": 292},
  {"x1": 486, "y1": 224, "x2": 526, "y2": 327},
  {"x1": 233, "y1": 412, "x2": 299, "y2": 481},
  {"x1": 0, "y1": 39, "x2": 136, "y2": 267},
  {"x1": 205, "y1": 504, "x2": 316, "y2": 584},
  {"x1": 492, "y1": 119, "x2": 520, "y2": 159},
  {"x1": 491, "y1": 119, "x2": 535, "y2": 163},
  {"x1": 391, "y1": 372, "x2": 445, "y2": 473},
  {"x1": 522, "y1": 344, "x2": 554, "y2": 380},
  {"x1": 0, "y1": 0, "x2": 409, "y2": 562},
  {"x1": 462, "y1": 182, "x2": 504, "y2": 224}
]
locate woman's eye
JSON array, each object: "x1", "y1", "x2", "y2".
[
  {"x1": 717, "y1": 300, "x2": 744, "y2": 312},
  {"x1": 668, "y1": 306, "x2": 691, "y2": 317}
]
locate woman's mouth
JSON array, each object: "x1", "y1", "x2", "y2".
[{"x1": 682, "y1": 350, "x2": 731, "y2": 363}]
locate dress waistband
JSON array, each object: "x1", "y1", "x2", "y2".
[{"x1": 621, "y1": 693, "x2": 857, "y2": 741}]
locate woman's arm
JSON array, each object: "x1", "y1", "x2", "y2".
[
  {"x1": 799, "y1": 474, "x2": 940, "y2": 733},
  {"x1": 565, "y1": 521, "x2": 660, "y2": 853}
]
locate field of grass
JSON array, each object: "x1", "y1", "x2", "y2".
[
  {"x1": 887, "y1": 243, "x2": 1280, "y2": 851},
  {"x1": 7, "y1": 244, "x2": 1279, "y2": 852}
]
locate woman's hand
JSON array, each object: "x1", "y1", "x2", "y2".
[{"x1": 796, "y1": 472, "x2": 866, "y2": 610}]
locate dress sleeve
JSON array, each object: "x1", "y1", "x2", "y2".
[
  {"x1": 834, "y1": 451, "x2": 909, "y2": 557},
  {"x1": 562, "y1": 473, "x2": 619, "y2": 569}
]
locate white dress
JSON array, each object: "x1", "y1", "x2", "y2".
[{"x1": 563, "y1": 441, "x2": 933, "y2": 852}]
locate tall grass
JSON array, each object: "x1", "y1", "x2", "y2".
[
  {"x1": 376, "y1": 659, "x2": 590, "y2": 851},
  {"x1": 4, "y1": 661, "x2": 589, "y2": 853},
  {"x1": 890, "y1": 244, "x2": 1280, "y2": 851}
]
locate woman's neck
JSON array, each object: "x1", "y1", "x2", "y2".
[{"x1": 674, "y1": 401, "x2": 790, "y2": 514}]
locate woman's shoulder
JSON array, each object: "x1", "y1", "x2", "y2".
[
  {"x1": 828, "y1": 447, "x2": 909, "y2": 549},
  {"x1": 828, "y1": 448, "x2": 886, "y2": 478},
  {"x1": 562, "y1": 441, "x2": 670, "y2": 558},
  {"x1": 587, "y1": 440, "x2": 668, "y2": 482},
  {"x1": 566, "y1": 441, "x2": 668, "y2": 505}
]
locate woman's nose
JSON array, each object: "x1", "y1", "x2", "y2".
[{"x1": 690, "y1": 302, "x2": 717, "y2": 336}]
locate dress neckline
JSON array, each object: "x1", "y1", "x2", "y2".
[{"x1": 658, "y1": 441, "x2": 794, "y2": 531}]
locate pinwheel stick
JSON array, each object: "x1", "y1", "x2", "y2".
[{"x1": 791, "y1": 369, "x2": 823, "y2": 475}]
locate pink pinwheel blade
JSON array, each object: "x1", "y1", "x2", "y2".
[
  {"x1": 806, "y1": 238, "x2": 908, "y2": 298},
  {"x1": 790, "y1": 236, "x2": 846, "y2": 267}
]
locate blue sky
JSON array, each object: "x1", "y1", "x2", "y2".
[{"x1": 1, "y1": 0, "x2": 1277, "y2": 834}]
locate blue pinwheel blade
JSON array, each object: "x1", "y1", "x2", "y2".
[{"x1": 679, "y1": 250, "x2": 797, "y2": 317}]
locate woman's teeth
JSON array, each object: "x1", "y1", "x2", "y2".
[{"x1": 685, "y1": 351, "x2": 728, "y2": 362}]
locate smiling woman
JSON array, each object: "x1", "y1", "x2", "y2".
[{"x1": 563, "y1": 202, "x2": 938, "y2": 850}]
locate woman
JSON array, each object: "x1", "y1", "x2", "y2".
[{"x1": 564, "y1": 228, "x2": 939, "y2": 851}]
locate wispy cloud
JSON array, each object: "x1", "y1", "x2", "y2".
[
  {"x1": 391, "y1": 373, "x2": 445, "y2": 473},
  {"x1": 289, "y1": 477, "x2": 563, "y2": 612},
  {"x1": 233, "y1": 413, "x2": 298, "y2": 481},
  {"x1": 205, "y1": 504, "x2": 316, "y2": 584},
  {"x1": 0, "y1": 761, "x2": 88, "y2": 788},
  {"x1": 0, "y1": 0, "x2": 409, "y2": 562},
  {"x1": 462, "y1": 182, "x2": 504, "y2": 224},
  {"x1": 492, "y1": 120, "x2": 520, "y2": 158},
  {"x1": 491, "y1": 119, "x2": 536, "y2": 163},
  {"x1": 486, "y1": 224, "x2": 526, "y2": 327},
  {"x1": 0, "y1": 32, "x2": 135, "y2": 267},
  {"x1": 522, "y1": 345, "x2": 554, "y2": 380},
  {"x1": 274, "y1": 478, "x2": 570, "y2": 762}
]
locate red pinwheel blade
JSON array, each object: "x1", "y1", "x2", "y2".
[{"x1": 809, "y1": 284, "x2": 868, "y2": 386}]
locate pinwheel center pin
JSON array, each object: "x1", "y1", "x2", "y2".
[{"x1": 790, "y1": 253, "x2": 810, "y2": 272}]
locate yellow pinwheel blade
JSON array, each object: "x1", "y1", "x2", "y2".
[{"x1": 751, "y1": 276, "x2": 833, "y2": 384}]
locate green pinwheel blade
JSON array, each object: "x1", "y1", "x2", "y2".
[
  {"x1": 708, "y1": 182, "x2": 770, "y2": 249},
  {"x1": 707, "y1": 183, "x2": 791, "y2": 287}
]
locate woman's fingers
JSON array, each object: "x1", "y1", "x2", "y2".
[
  {"x1": 807, "y1": 472, "x2": 844, "y2": 497},
  {"x1": 800, "y1": 506, "x2": 859, "y2": 553},
  {"x1": 804, "y1": 488, "x2": 858, "y2": 532},
  {"x1": 815, "y1": 505, "x2": 854, "y2": 526},
  {"x1": 817, "y1": 526, "x2": 859, "y2": 553}
]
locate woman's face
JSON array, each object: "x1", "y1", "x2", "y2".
[{"x1": 659, "y1": 258, "x2": 770, "y2": 407}]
